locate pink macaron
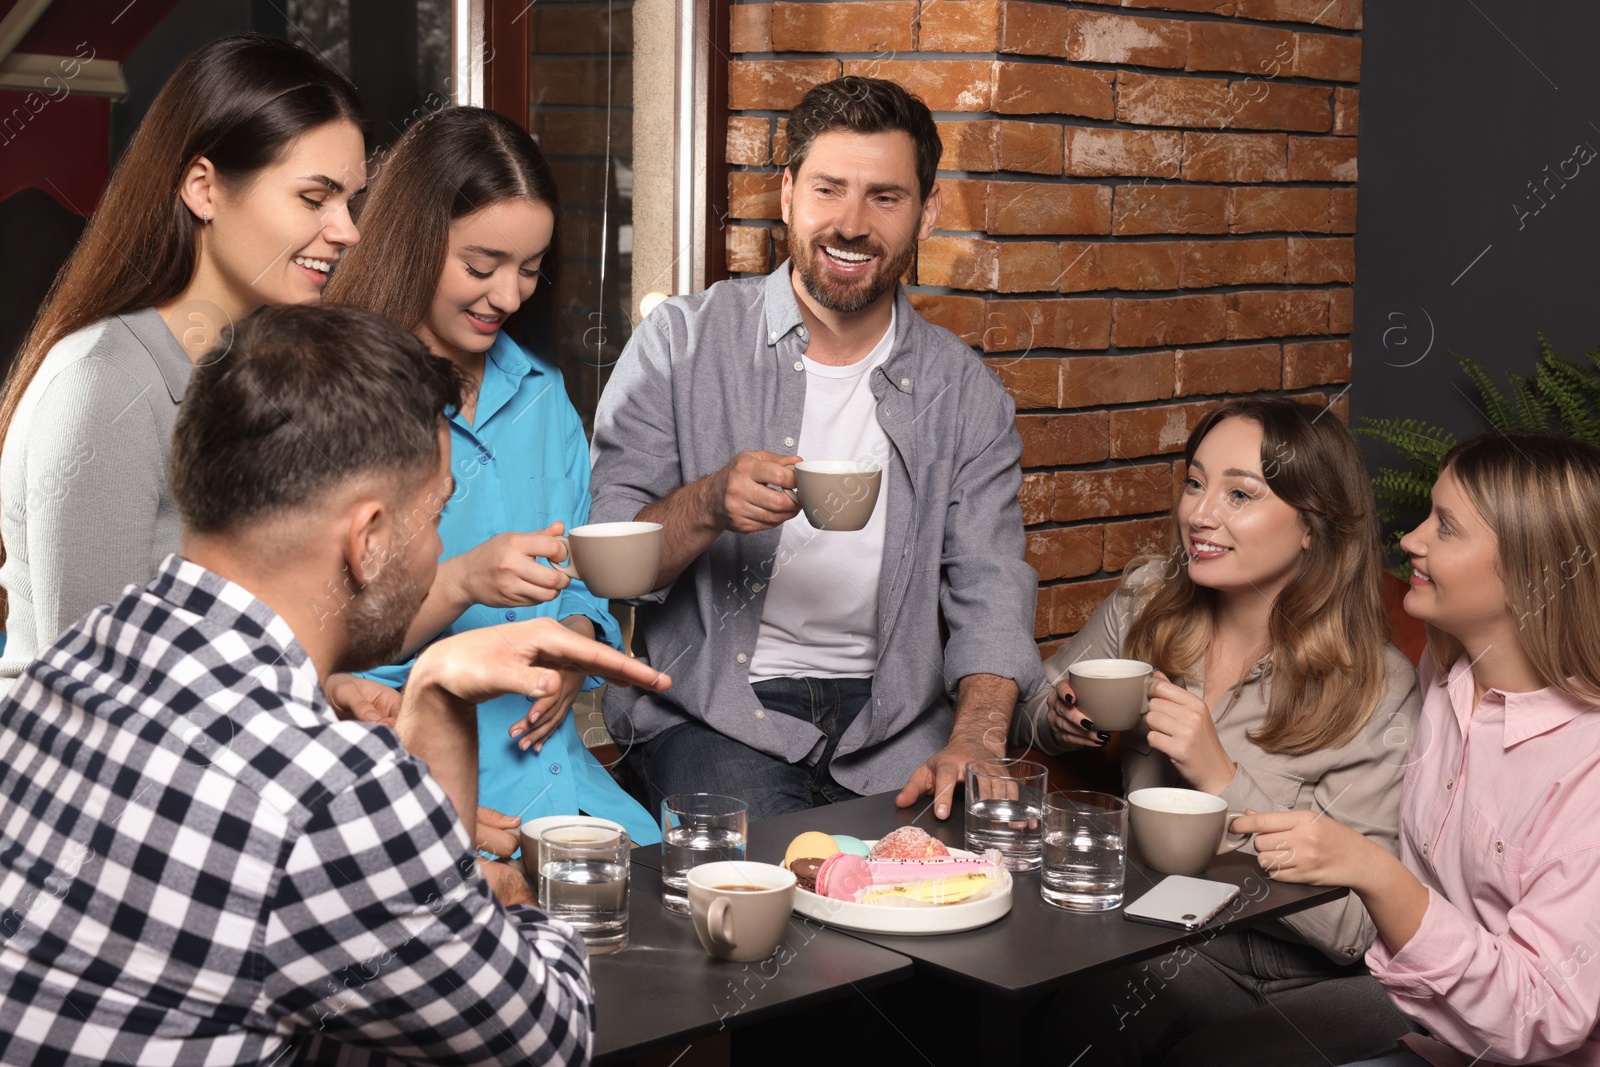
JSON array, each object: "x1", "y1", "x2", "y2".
[{"x1": 813, "y1": 853, "x2": 872, "y2": 901}]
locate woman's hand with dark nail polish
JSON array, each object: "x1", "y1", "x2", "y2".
[{"x1": 1046, "y1": 681, "x2": 1101, "y2": 750}]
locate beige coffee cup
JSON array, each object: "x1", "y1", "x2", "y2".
[
  {"x1": 519, "y1": 815, "x2": 628, "y2": 881},
  {"x1": 550, "y1": 521, "x2": 663, "y2": 599},
  {"x1": 1127, "y1": 787, "x2": 1249, "y2": 877},
  {"x1": 1067, "y1": 658, "x2": 1155, "y2": 732},
  {"x1": 781, "y1": 460, "x2": 882, "y2": 531},
  {"x1": 687, "y1": 861, "x2": 797, "y2": 963}
]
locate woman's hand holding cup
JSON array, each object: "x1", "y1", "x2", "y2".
[
  {"x1": 1046, "y1": 680, "x2": 1111, "y2": 749},
  {"x1": 456, "y1": 522, "x2": 572, "y2": 606},
  {"x1": 1143, "y1": 672, "x2": 1237, "y2": 795}
]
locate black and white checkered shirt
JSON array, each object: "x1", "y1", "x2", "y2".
[{"x1": 0, "y1": 555, "x2": 593, "y2": 1065}]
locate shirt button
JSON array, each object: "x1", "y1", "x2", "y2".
[
  {"x1": 478, "y1": 454, "x2": 491, "y2": 465},
  {"x1": 755, "y1": 710, "x2": 765, "y2": 719},
  {"x1": 798, "y1": 328, "x2": 807, "y2": 339},
  {"x1": 769, "y1": 331, "x2": 778, "y2": 344},
  {"x1": 900, "y1": 377, "x2": 911, "y2": 388},
  {"x1": 1346, "y1": 946, "x2": 1359, "y2": 957},
  {"x1": 550, "y1": 764, "x2": 562, "y2": 775},
  {"x1": 1495, "y1": 841, "x2": 1504, "y2": 854},
  {"x1": 736, "y1": 653, "x2": 748, "y2": 664},
  {"x1": 793, "y1": 361, "x2": 804, "y2": 372},
  {"x1": 751, "y1": 582, "x2": 764, "y2": 592},
  {"x1": 1421, "y1": 843, "x2": 1429, "y2": 855},
  {"x1": 1446, "y1": 778, "x2": 1454, "y2": 790},
  {"x1": 504, "y1": 610, "x2": 517, "y2": 621},
  {"x1": 783, "y1": 436, "x2": 795, "y2": 448}
]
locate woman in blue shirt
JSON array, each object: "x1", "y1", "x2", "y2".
[{"x1": 325, "y1": 106, "x2": 657, "y2": 845}]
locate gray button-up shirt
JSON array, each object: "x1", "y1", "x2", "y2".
[{"x1": 591, "y1": 264, "x2": 1044, "y2": 796}]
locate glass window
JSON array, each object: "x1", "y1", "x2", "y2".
[{"x1": 529, "y1": 0, "x2": 635, "y2": 426}]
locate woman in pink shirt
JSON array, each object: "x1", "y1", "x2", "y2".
[{"x1": 1238, "y1": 431, "x2": 1600, "y2": 1066}]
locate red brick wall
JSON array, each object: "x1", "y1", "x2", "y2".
[{"x1": 721, "y1": 0, "x2": 1360, "y2": 654}]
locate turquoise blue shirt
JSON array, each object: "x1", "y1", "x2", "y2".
[{"x1": 362, "y1": 332, "x2": 657, "y2": 845}]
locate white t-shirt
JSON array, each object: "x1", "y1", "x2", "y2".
[{"x1": 748, "y1": 310, "x2": 895, "y2": 682}]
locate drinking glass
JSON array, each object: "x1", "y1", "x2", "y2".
[
  {"x1": 660, "y1": 793, "x2": 748, "y2": 914},
  {"x1": 964, "y1": 758, "x2": 1047, "y2": 871},
  {"x1": 538, "y1": 825, "x2": 630, "y2": 954},
  {"x1": 1041, "y1": 790, "x2": 1128, "y2": 911}
]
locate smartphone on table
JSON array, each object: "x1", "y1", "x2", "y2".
[{"x1": 1123, "y1": 875, "x2": 1240, "y2": 931}]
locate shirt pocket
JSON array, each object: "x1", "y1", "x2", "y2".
[
  {"x1": 1459, "y1": 799, "x2": 1529, "y2": 918},
  {"x1": 521, "y1": 475, "x2": 581, "y2": 533},
  {"x1": 1252, "y1": 766, "x2": 1307, "y2": 810}
]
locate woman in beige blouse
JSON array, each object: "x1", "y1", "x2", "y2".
[{"x1": 1018, "y1": 397, "x2": 1423, "y2": 1066}]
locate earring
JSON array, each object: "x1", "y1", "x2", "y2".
[{"x1": 201, "y1": 210, "x2": 210, "y2": 223}]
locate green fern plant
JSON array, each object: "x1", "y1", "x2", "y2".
[{"x1": 1356, "y1": 333, "x2": 1600, "y2": 560}]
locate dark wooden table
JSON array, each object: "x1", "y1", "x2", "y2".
[
  {"x1": 590, "y1": 862, "x2": 913, "y2": 1065},
  {"x1": 629, "y1": 790, "x2": 1348, "y2": 1066}
]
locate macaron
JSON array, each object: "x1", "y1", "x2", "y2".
[
  {"x1": 832, "y1": 835, "x2": 870, "y2": 857},
  {"x1": 790, "y1": 856, "x2": 825, "y2": 893},
  {"x1": 814, "y1": 853, "x2": 872, "y2": 901},
  {"x1": 783, "y1": 831, "x2": 841, "y2": 870}
]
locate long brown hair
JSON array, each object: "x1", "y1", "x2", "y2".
[
  {"x1": 0, "y1": 35, "x2": 360, "y2": 612},
  {"x1": 1426, "y1": 431, "x2": 1600, "y2": 706},
  {"x1": 1123, "y1": 398, "x2": 1392, "y2": 755},
  {"x1": 323, "y1": 106, "x2": 562, "y2": 358}
]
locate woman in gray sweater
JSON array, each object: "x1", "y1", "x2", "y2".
[
  {"x1": 1016, "y1": 398, "x2": 1423, "y2": 1065},
  {"x1": 0, "y1": 35, "x2": 364, "y2": 694}
]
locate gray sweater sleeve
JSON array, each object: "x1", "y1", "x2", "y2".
[
  {"x1": 1247, "y1": 649, "x2": 1423, "y2": 963},
  {"x1": 19, "y1": 356, "x2": 168, "y2": 640},
  {"x1": 1009, "y1": 570, "x2": 1143, "y2": 753}
]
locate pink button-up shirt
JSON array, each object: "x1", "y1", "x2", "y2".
[{"x1": 1366, "y1": 654, "x2": 1600, "y2": 1066}]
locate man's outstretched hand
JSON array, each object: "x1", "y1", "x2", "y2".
[
  {"x1": 894, "y1": 739, "x2": 997, "y2": 820},
  {"x1": 411, "y1": 616, "x2": 670, "y2": 709},
  {"x1": 895, "y1": 674, "x2": 1017, "y2": 820}
]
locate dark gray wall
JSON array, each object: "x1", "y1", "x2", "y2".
[
  {"x1": 110, "y1": 0, "x2": 255, "y2": 160},
  {"x1": 1353, "y1": 1, "x2": 1600, "y2": 447}
]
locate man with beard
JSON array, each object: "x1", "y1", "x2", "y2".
[
  {"x1": 0, "y1": 305, "x2": 669, "y2": 1065},
  {"x1": 590, "y1": 76, "x2": 1042, "y2": 820}
]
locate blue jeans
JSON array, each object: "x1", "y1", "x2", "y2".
[{"x1": 623, "y1": 677, "x2": 870, "y2": 821}]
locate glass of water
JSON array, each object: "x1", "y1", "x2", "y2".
[
  {"x1": 1041, "y1": 790, "x2": 1128, "y2": 911},
  {"x1": 538, "y1": 825, "x2": 631, "y2": 954},
  {"x1": 660, "y1": 793, "x2": 747, "y2": 914},
  {"x1": 964, "y1": 758, "x2": 1048, "y2": 871}
]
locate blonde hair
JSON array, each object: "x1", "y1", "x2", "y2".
[
  {"x1": 1427, "y1": 432, "x2": 1600, "y2": 705},
  {"x1": 1124, "y1": 398, "x2": 1392, "y2": 755}
]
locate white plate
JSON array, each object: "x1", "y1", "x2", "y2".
[{"x1": 789, "y1": 842, "x2": 1013, "y2": 935}]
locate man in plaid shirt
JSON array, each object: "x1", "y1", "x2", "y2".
[{"x1": 0, "y1": 306, "x2": 669, "y2": 1065}]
